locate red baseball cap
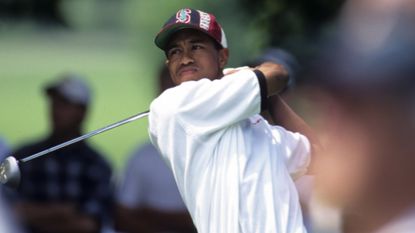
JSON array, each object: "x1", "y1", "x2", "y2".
[{"x1": 155, "y1": 8, "x2": 228, "y2": 50}]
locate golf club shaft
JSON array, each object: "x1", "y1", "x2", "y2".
[{"x1": 20, "y1": 110, "x2": 149, "y2": 163}]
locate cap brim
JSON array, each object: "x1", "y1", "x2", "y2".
[{"x1": 155, "y1": 23, "x2": 205, "y2": 50}]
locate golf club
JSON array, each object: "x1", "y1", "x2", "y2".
[{"x1": 0, "y1": 110, "x2": 149, "y2": 189}]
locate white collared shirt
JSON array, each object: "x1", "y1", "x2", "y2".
[{"x1": 149, "y1": 69, "x2": 310, "y2": 233}]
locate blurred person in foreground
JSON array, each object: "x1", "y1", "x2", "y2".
[
  {"x1": 9, "y1": 73, "x2": 113, "y2": 233},
  {"x1": 149, "y1": 8, "x2": 321, "y2": 233},
  {"x1": 0, "y1": 137, "x2": 24, "y2": 233},
  {"x1": 306, "y1": 1, "x2": 415, "y2": 232},
  {"x1": 0, "y1": 198, "x2": 24, "y2": 233},
  {"x1": 115, "y1": 65, "x2": 196, "y2": 233},
  {"x1": 0, "y1": 136, "x2": 10, "y2": 160}
]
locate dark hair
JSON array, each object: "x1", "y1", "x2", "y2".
[{"x1": 212, "y1": 38, "x2": 223, "y2": 50}]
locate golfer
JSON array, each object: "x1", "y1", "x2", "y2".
[{"x1": 149, "y1": 8, "x2": 318, "y2": 233}]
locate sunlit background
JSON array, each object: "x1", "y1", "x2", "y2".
[
  {"x1": 0, "y1": 0, "x2": 344, "y2": 172},
  {"x1": 0, "y1": 1, "x2": 258, "y2": 170}
]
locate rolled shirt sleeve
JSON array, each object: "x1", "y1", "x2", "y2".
[{"x1": 149, "y1": 69, "x2": 261, "y2": 140}]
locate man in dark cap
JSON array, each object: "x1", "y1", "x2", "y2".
[{"x1": 10, "y1": 73, "x2": 113, "y2": 233}]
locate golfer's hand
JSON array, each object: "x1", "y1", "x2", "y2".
[{"x1": 255, "y1": 62, "x2": 288, "y2": 96}]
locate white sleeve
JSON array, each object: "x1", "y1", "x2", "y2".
[
  {"x1": 271, "y1": 126, "x2": 311, "y2": 180},
  {"x1": 149, "y1": 69, "x2": 262, "y2": 139}
]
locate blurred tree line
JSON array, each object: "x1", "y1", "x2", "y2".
[
  {"x1": 0, "y1": 0, "x2": 346, "y2": 166},
  {"x1": 0, "y1": 0, "x2": 67, "y2": 27},
  {"x1": 0, "y1": 0, "x2": 346, "y2": 75},
  {"x1": 239, "y1": 0, "x2": 346, "y2": 71}
]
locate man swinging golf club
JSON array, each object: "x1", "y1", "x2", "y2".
[
  {"x1": 0, "y1": 7, "x2": 319, "y2": 233},
  {"x1": 149, "y1": 8, "x2": 320, "y2": 233}
]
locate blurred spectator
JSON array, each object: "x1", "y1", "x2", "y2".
[
  {"x1": 115, "y1": 65, "x2": 196, "y2": 233},
  {"x1": 0, "y1": 197, "x2": 24, "y2": 233},
  {"x1": 0, "y1": 137, "x2": 24, "y2": 233},
  {"x1": 306, "y1": 1, "x2": 415, "y2": 232},
  {"x1": 0, "y1": 136, "x2": 11, "y2": 192},
  {"x1": 0, "y1": 136, "x2": 10, "y2": 160},
  {"x1": 8, "y1": 73, "x2": 113, "y2": 233}
]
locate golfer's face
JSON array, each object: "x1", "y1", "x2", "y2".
[{"x1": 165, "y1": 29, "x2": 227, "y2": 85}]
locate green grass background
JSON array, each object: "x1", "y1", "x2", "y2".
[{"x1": 0, "y1": 0, "x2": 264, "y2": 172}]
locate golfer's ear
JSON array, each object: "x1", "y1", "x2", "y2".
[{"x1": 219, "y1": 48, "x2": 229, "y2": 69}]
